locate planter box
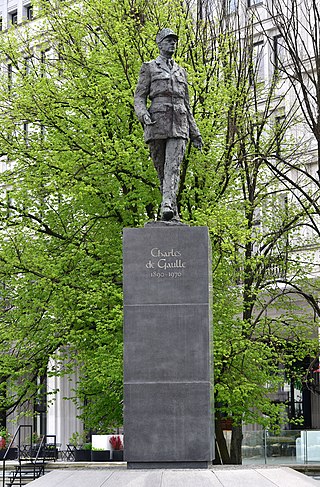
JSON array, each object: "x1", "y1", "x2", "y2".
[
  {"x1": 0, "y1": 448, "x2": 18, "y2": 460},
  {"x1": 43, "y1": 446, "x2": 58, "y2": 461},
  {"x1": 74, "y1": 449, "x2": 91, "y2": 462},
  {"x1": 91, "y1": 450, "x2": 110, "y2": 462},
  {"x1": 112, "y1": 450, "x2": 124, "y2": 462}
]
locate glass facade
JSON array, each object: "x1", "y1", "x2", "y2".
[{"x1": 243, "y1": 430, "x2": 320, "y2": 465}]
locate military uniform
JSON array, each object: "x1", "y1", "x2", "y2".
[{"x1": 134, "y1": 52, "x2": 201, "y2": 219}]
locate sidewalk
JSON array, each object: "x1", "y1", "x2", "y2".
[{"x1": 27, "y1": 465, "x2": 319, "y2": 486}]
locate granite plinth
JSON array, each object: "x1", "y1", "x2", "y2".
[
  {"x1": 124, "y1": 305, "x2": 210, "y2": 382},
  {"x1": 124, "y1": 382, "x2": 211, "y2": 463},
  {"x1": 127, "y1": 462, "x2": 209, "y2": 469},
  {"x1": 123, "y1": 226, "x2": 213, "y2": 467},
  {"x1": 123, "y1": 226, "x2": 210, "y2": 305}
]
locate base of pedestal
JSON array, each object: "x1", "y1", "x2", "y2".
[{"x1": 127, "y1": 461, "x2": 211, "y2": 469}]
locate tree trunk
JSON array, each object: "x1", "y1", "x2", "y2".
[
  {"x1": 230, "y1": 423, "x2": 243, "y2": 464},
  {"x1": 214, "y1": 413, "x2": 232, "y2": 464}
]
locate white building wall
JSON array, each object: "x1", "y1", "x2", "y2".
[
  {"x1": 6, "y1": 404, "x2": 33, "y2": 442},
  {"x1": 47, "y1": 358, "x2": 84, "y2": 450},
  {"x1": 0, "y1": 0, "x2": 33, "y2": 30}
]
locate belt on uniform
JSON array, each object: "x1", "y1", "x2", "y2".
[{"x1": 151, "y1": 96, "x2": 185, "y2": 104}]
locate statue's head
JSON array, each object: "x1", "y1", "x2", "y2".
[
  {"x1": 156, "y1": 28, "x2": 178, "y2": 46},
  {"x1": 156, "y1": 29, "x2": 178, "y2": 57}
]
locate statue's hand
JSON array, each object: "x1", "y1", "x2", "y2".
[
  {"x1": 143, "y1": 114, "x2": 156, "y2": 126},
  {"x1": 192, "y1": 136, "x2": 203, "y2": 151}
]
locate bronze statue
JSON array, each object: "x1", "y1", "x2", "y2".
[{"x1": 134, "y1": 28, "x2": 202, "y2": 221}]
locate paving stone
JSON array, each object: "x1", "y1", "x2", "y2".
[
  {"x1": 27, "y1": 467, "x2": 320, "y2": 487},
  {"x1": 162, "y1": 470, "x2": 223, "y2": 486},
  {"x1": 28, "y1": 469, "x2": 115, "y2": 487},
  {"x1": 256, "y1": 467, "x2": 319, "y2": 486},
  {"x1": 102, "y1": 470, "x2": 163, "y2": 486},
  {"x1": 214, "y1": 468, "x2": 280, "y2": 487},
  {"x1": 27, "y1": 470, "x2": 74, "y2": 486}
]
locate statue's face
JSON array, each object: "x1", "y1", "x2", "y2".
[{"x1": 158, "y1": 36, "x2": 177, "y2": 57}]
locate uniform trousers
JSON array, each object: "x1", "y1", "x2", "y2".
[{"x1": 148, "y1": 137, "x2": 187, "y2": 217}]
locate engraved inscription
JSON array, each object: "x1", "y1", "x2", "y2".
[{"x1": 145, "y1": 248, "x2": 186, "y2": 279}]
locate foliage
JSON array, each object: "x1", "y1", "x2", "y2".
[
  {"x1": 0, "y1": 428, "x2": 10, "y2": 449},
  {"x1": 109, "y1": 435, "x2": 123, "y2": 450},
  {"x1": 0, "y1": 0, "x2": 228, "y2": 432},
  {"x1": 68, "y1": 432, "x2": 87, "y2": 447},
  {"x1": 68, "y1": 432, "x2": 91, "y2": 450},
  {"x1": 0, "y1": 0, "x2": 317, "y2": 466},
  {"x1": 82, "y1": 442, "x2": 92, "y2": 451},
  {"x1": 187, "y1": 6, "x2": 320, "y2": 462}
]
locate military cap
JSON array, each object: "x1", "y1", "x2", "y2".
[{"x1": 156, "y1": 28, "x2": 178, "y2": 45}]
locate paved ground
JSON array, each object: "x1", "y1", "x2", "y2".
[{"x1": 27, "y1": 466, "x2": 319, "y2": 486}]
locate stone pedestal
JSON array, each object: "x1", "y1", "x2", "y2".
[{"x1": 123, "y1": 224, "x2": 214, "y2": 468}]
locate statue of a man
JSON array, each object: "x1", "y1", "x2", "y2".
[{"x1": 134, "y1": 28, "x2": 202, "y2": 221}]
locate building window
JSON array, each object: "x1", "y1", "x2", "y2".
[
  {"x1": 40, "y1": 48, "x2": 54, "y2": 78},
  {"x1": 248, "y1": 0, "x2": 263, "y2": 6},
  {"x1": 252, "y1": 41, "x2": 264, "y2": 81},
  {"x1": 25, "y1": 5, "x2": 33, "y2": 21},
  {"x1": 274, "y1": 114, "x2": 285, "y2": 156},
  {"x1": 23, "y1": 122, "x2": 29, "y2": 146},
  {"x1": 40, "y1": 125, "x2": 47, "y2": 139},
  {"x1": 6, "y1": 190, "x2": 14, "y2": 218},
  {"x1": 24, "y1": 56, "x2": 32, "y2": 75},
  {"x1": 10, "y1": 11, "x2": 18, "y2": 25},
  {"x1": 41, "y1": 49, "x2": 48, "y2": 77},
  {"x1": 7, "y1": 64, "x2": 12, "y2": 91},
  {"x1": 273, "y1": 35, "x2": 285, "y2": 71},
  {"x1": 227, "y1": 0, "x2": 237, "y2": 13},
  {"x1": 34, "y1": 375, "x2": 47, "y2": 437}
]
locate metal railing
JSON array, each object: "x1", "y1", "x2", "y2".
[
  {"x1": 1, "y1": 426, "x2": 56, "y2": 486},
  {"x1": 2, "y1": 425, "x2": 32, "y2": 487}
]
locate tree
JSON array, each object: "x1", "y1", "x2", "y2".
[
  {"x1": 0, "y1": 0, "x2": 231, "y2": 432},
  {"x1": 261, "y1": 0, "x2": 320, "y2": 398},
  {"x1": 187, "y1": 4, "x2": 320, "y2": 463},
  {"x1": 258, "y1": 0, "x2": 320, "y2": 245},
  {"x1": 266, "y1": 0, "x2": 320, "y2": 178},
  {"x1": 0, "y1": 0, "x2": 318, "y2": 465},
  {"x1": 0, "y1": 0, "x2": 162, "y2": 427}
]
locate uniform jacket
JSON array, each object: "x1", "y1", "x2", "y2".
[{"x1": 134, "y1": 56, "x2": 201, "y2": 143}]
